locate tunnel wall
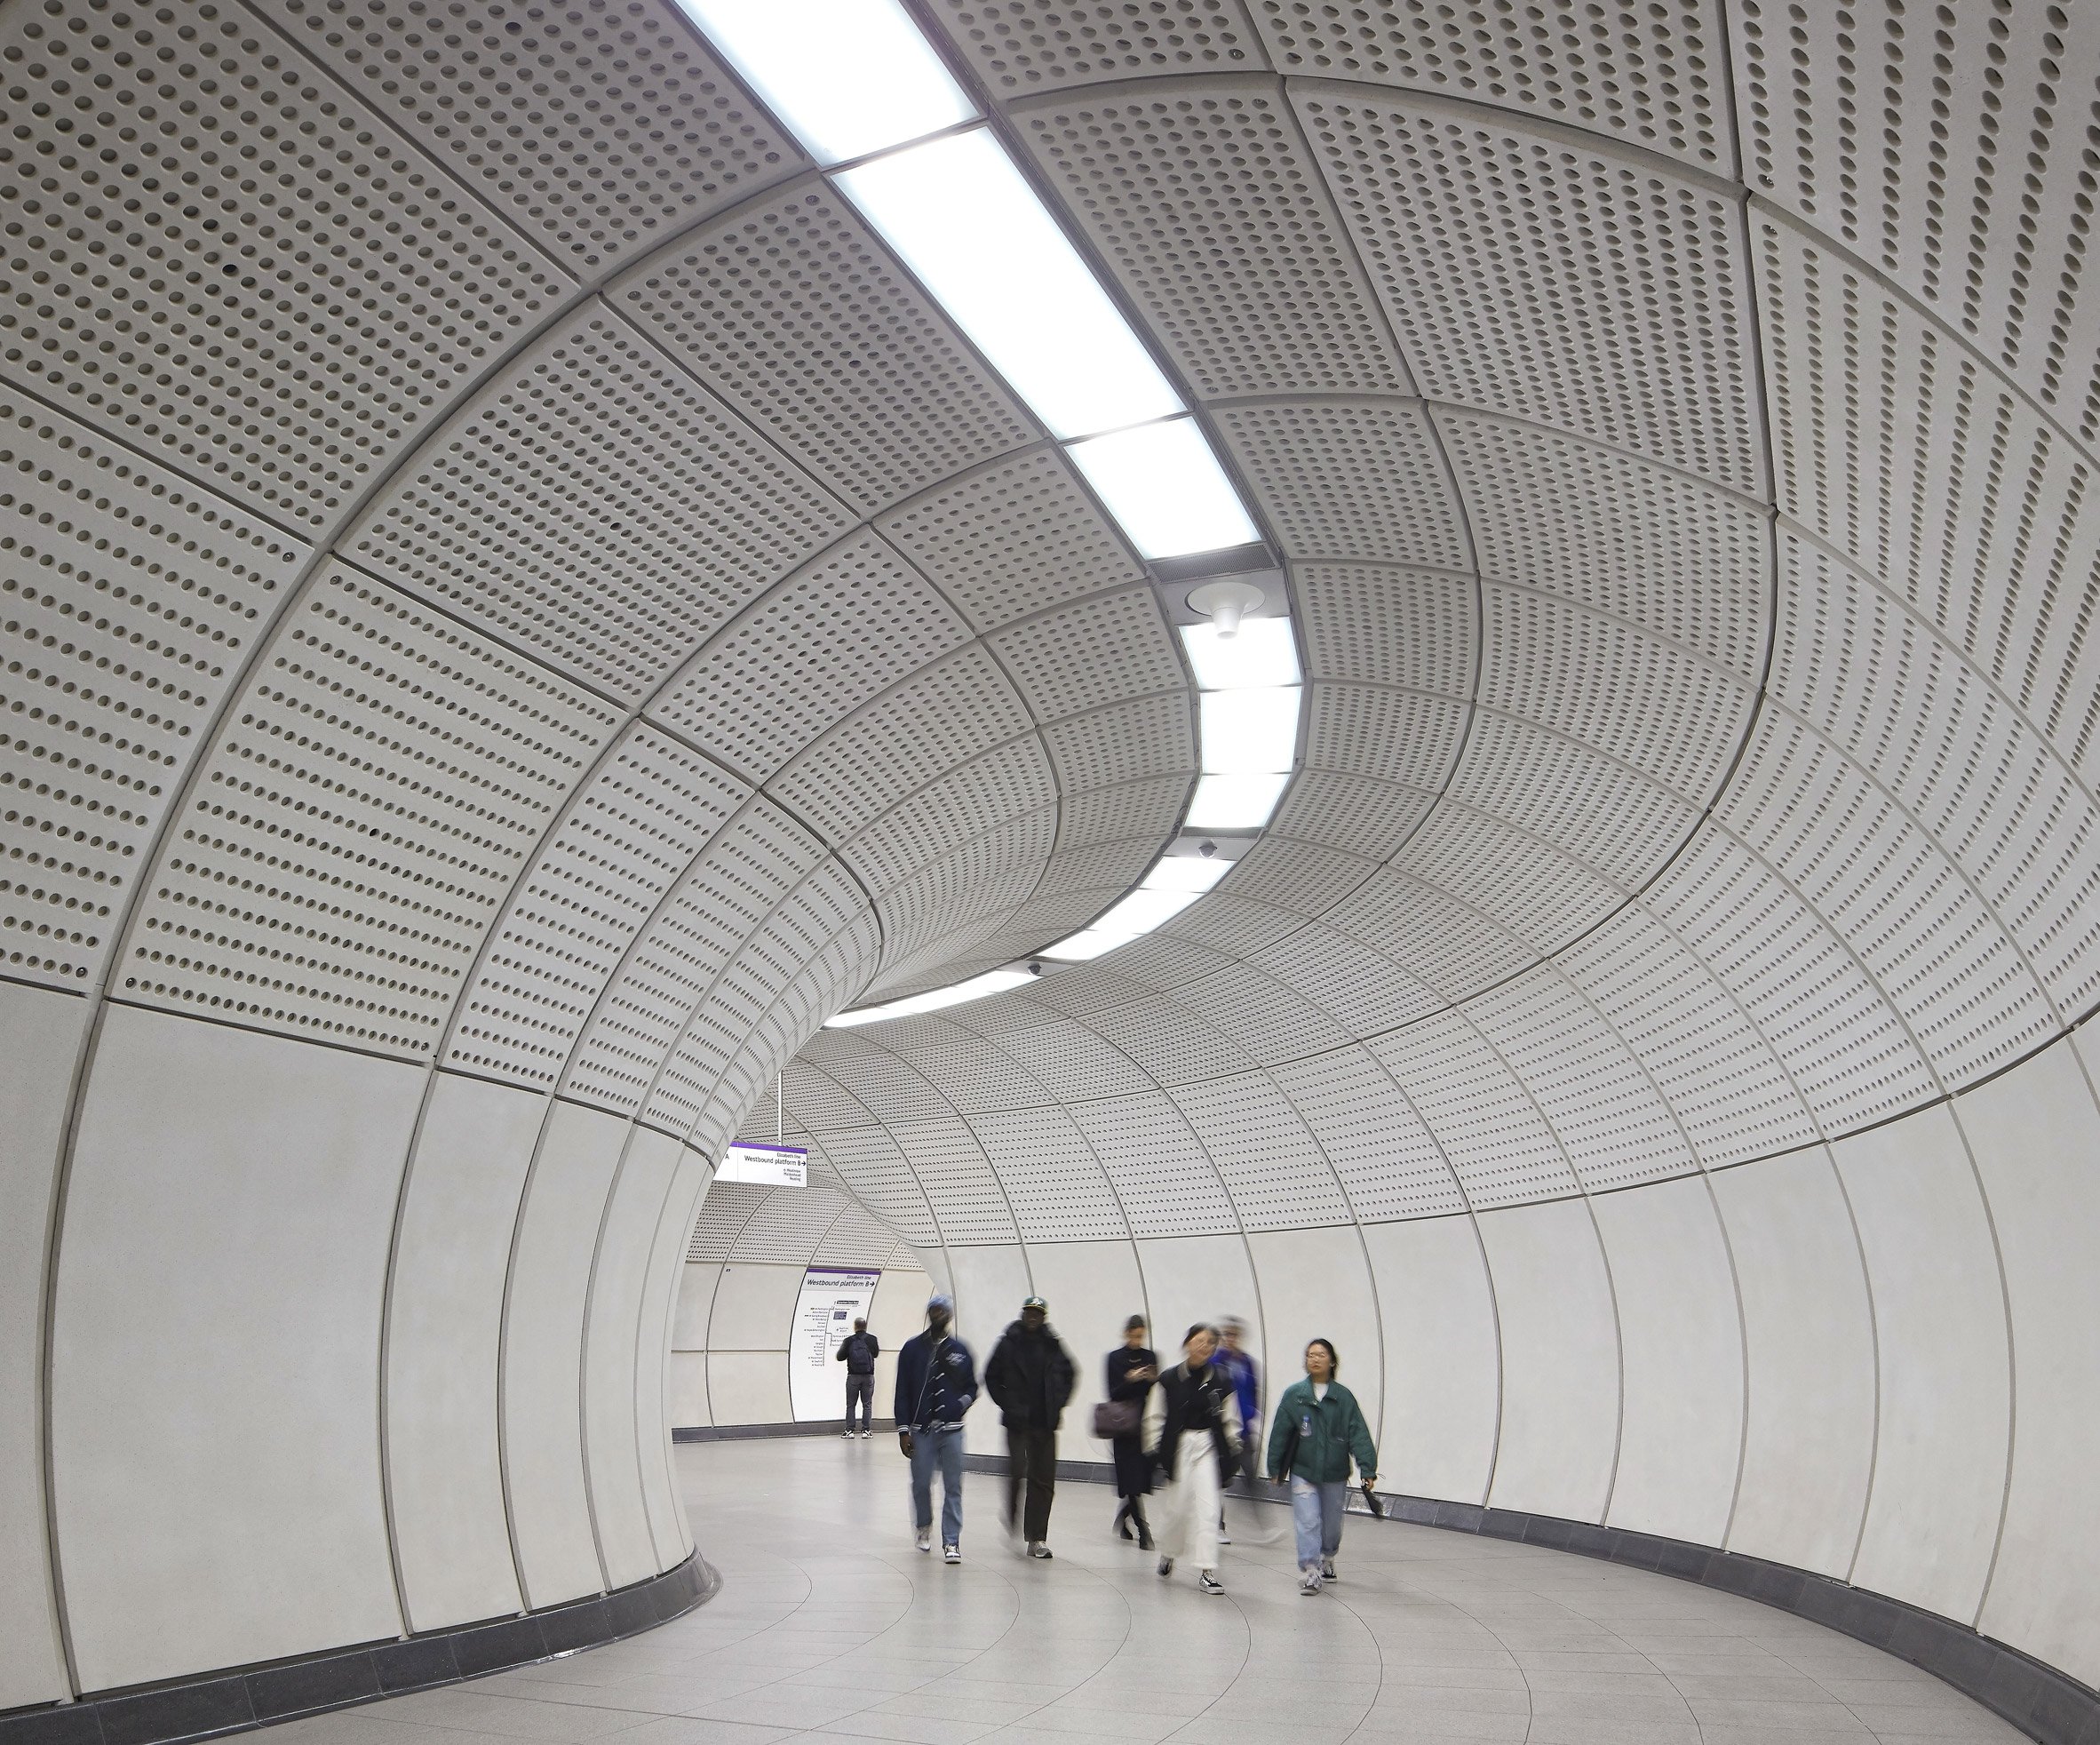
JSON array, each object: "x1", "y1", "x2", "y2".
[
  {"x1": 921, "y1": 1016, "x2": 2100, "y2": 1691},
  {"x1": 0, "y1": 983, "x2": 723, "y2": 1703}
]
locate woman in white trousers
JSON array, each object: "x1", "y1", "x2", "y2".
[{"x1": 1141, "y1": 1325, "x2": 1243, "y2": 1594}]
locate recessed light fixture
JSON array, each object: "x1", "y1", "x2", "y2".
[
  {"x1": 823, "y1": 967, "x2": 1036, "y2": 1026},
  {"x1": 840, "y1": 131, "x2": 1183, "y2": 440},
  {"x1": 673, "y1": 0, "x2": 974, "y2": 165},
  {"x1": 1066, "y1": 418, "x2": 1260, "y2": 560}
]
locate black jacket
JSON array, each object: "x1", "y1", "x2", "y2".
[
  {"x1": 983, "y1": 1320, "x2": 1077, "y2": 1430},
  {"x1": 834, "y1": 1331, "x2": 879, "y2": 1374},
  {"x1": 1148, "y1": 1360, "x2": 1239, "y2": 1484}
]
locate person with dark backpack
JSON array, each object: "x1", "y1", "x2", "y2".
[
  {"x1": 983, "y1": 1295, "x2": 1077, "y2": 1559},
  {"x1": 834, "y1": 1317, "x2": 879, "y2": 1438}
]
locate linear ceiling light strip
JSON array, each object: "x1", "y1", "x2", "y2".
[
  {"x1": 677, "y1": 0, "x2": 1253, "y2": 557},
  {"x1": 676, "y1": 0, "x2": 1290, "y2": 1023}
]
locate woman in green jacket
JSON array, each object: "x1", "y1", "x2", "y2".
[{"x1": 1264, "y1": 1339, "x2": 1377, "y2": 1595}]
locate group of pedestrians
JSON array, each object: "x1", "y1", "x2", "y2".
[{"x1": 872, "y1": 1289, "x2": 1380, "y2": 1595}]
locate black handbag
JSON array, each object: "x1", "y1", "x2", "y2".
[{"x1": 1092, "y1": 1398, "x2": 1141, "y2": 1438}]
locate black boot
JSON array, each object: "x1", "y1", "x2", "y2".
[
  {"x1": 1134, "y1": 1502, "x2": 1154, "y2": 1551},
  {"x1": 1113, "y1": 1502, "x2": 1133, "y2": 1541}
]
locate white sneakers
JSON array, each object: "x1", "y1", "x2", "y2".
[
  {"x1": 916, "y1": 1528, "x2": 932, "y2": 1553},
  {"x1": 1321, "y1": 1558, "x2": 1337, "y2": 1581},
  {"x1": 1299, "y1": 1567, "x2": 1323, "y2": 1596},
  {"x1": 943, "y1": 1544, "x2": 961, "y2": 1564},
  {"x1": 1197, "y1": 1571, "x2": 1225, "y2": 1595}
]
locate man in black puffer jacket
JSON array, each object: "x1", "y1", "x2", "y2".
[{"x1": 983, "y1": 1295, "x2": 1076, "y2": 1559}]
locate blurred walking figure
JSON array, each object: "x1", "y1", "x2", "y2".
[
  {"x1": 984, "y1": 1295, "x2": 1076, "y2": 1559},
  {"x1": 1102, "y1": 1314, "x2": 1157, "y2": 1548},
  {"x1": 1213, "y1": 1315, "x2": 1260, "y2": 1539},
  {"x1": 835, "y1": 1317, "x2": 879, "y2": 1437},
  {"x1": 1143, "y1": 1324, "x2": 1241, "y2": 1595},
  {"x1": 1267, "y1": 1338, "x2": 1378, "y2": 1596},
  {"x1": 895, "y1": 1293, "x2": 977, "y2": 1564}
]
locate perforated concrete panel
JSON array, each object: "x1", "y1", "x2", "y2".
[
  {"x1": 278, "y1": 0, "x2": 804, "y2": 275},
  {"x1": 1013, "y1": 80, "x2": 1408, "y2": 399},
  {"x1": 616, "y1": 184, "x2": 1037, "y2": 514},
  {"x1": 123, "y1": 567, "x2": 621, "y2": 1057},
  {"x1": 0, "y1": 0, "x2": 566, "y2": 531},
  {"x1": 0, "y1": 398, "x2": 309, "y2": 990},
  {"x1": 352, "y1": 313, "x2": 853, "y2": 700}
]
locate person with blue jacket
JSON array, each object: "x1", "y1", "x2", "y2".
[{"x1": 895, "y1": 1293, "x2": 978, "y2": 1564}]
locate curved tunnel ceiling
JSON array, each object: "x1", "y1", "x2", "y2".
[{"x1": 7, "y1": 0, "x2": 2100, "y2": 1719}]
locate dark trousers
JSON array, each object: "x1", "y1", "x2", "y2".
[
  {"x1": 1006, "y1": 1426, "x2": 1056, "y2": 1541},
  {"x1": 844, "y1": 1372, "x2": 873, "y2": 1430}
]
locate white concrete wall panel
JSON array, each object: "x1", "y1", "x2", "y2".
[
  {"x1": 1593, "y1": 1175, "x2": 1745, "y2": 1545},
  {"x1": 1245, "y1": 1226, "x2": 1382, "y2": 1468},
  {"x1": 1132, "y1": 1233, "x2": 1263, "y2": 1381},
  {"x1": 705, "y1": 1262, "x2": 805, "y2": 1352},
  {"x1": 1711, "y1": 1146, "x2": 1877, "y2": 1577},
  {"x1": 673, "y1": 1264, "x2": 725, "y2": 1354},
  {"x1": 1834, "y1": 1109, "x2": 2012, "y2": 1623},
  {"x1": 868, "y1": 1263, "x2": 933, "y2": 1416},
  {"x1": 0, "y1": 984, "x2": 88, "y2": 1709},
  {"x1": 585, "y1": 1127, "x2": 683, "y2": 1589},
  {"x1": 639, "y1": 1153, "x2": 712, "y2": 1563},
  {"x1": 1022, "y1": 1240, "x2": 1146, "y2": 1452},
  {"x1": 941, "y1": 1244, "x2": 1033, "y2": 1454},
  {"x1": 52, "y1": 1008, "x2": 418, "y2": 1689},
  {"x1": 707, "y1": 1351, "x2": 791, "y2": 1426},
  {"x1": 1964, "y1": 1037, "x2": 2100, "y2": 1685},
  {"x1": 1359, "y1": 1216, "x2": 1499, "y2": 1505},
  {"x1": 501, "y1": 1101, "x2": 627, "y2": 1608},
  {"x1": 385, "y1": 1072, "x2": 543, "y2": 1631},
  {"x1": 1476, "y1": 1199, "x2": 1620, "y2": 1523},
  {"x1": 669, "y1": 1353, "x2": 712, "y2": 1431}
]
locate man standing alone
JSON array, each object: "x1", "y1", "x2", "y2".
[
  {"x1": 895, "y1": 1294, "x2": 976, "y2": 1563},
  {"x1": 984, "y1": 1295, "x2": 1076, "y2": 1560},
  {"x1": 834, "y1": 1317, "x2": 879, "y2": 1437}
]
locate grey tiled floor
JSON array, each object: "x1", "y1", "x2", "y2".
[{"x1": 272, "y1": 1439, "x2": 2025, "y2": 1745}]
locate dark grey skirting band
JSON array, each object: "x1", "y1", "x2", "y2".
[
  {"x1": 964, "y1": 1452, "x2": 2100, "y2": 1745},
  {"x1": 0, "y1": 1553, "x2": 719, "y2": 1745}
]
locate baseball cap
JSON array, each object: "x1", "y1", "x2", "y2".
[{"x1": 1022, "y1": 1295, "x2": 1047, "y2": 1311}]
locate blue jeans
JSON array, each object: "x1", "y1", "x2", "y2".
[
  {"x1": 1292, "y1": 1477, "x2": 1346, "y2": 1569},
  {"x1": 909, "y1": 1426, "x2": 966, "y2": 1546}
]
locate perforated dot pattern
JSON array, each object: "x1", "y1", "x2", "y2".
[
  {"x1": 1214, "y1": 399, "x2": 1469, "y2": 567},
  {"x1": 1014, "y1": 82, "x2": 1409, "y2": 398},
  {"x1": 1166, "y1": 1070, "x2": 1351, "y2": 1230},
  {"x1": 877, "y1": 448, "x2": 1143, "y2": 632},
  {"x1": 771, "y1": 647, "x2": 1034, "y2": 848},
  {"x1": 1299, "y1": 91, "x2": 1762, "y2": 493},
  {"x1": 446, "y1": 728, "x2": 747, "y2": 1086},
  {"x1": 279, "y1": 0, "x2": 801, "y2": 274},
  {"x1": 989, "y1": 587, "x2": 1185, "y2": 722},
  {"x1": 125, "y1": 566, "x2": 620, "y2": 1056},
  {"x1": 962, "y1": 1104, "x2": 1126, "y2": 1241},
  {"x1": 1364, "y1": 1008, "x2": 1579, "y2": 1208},
  {"x1": 352, "y1": 313, "x2": 853, "y2": 701},
  {"x1": 650, "y1": 533, "x2": 970, "y2": 783},
  {"x1": 1731, "y1": 0, "x2": 2100, "y2": 443},
  {"x1": 1442, "y1": 410, "x2": 1770, "y2": 677},
  {"x1": 928, "y1": 0, "x2": 1268, "y2": 93},
  {"x1": 0, "y1": 0, "x2": 565, "y2": 530},
  {"x1": 1267, "y1": 1045, "x2": 1463, "y2": 1220},
  {"x1": 0, "y1": 398, "x2": 306, "y2": 988},
  {"x1": 617, "y1": 184, "x2": 1038, "y2": 514},
  {"x1": 1253, "y1": 0, "x2": 1732, "y2": 171}
]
